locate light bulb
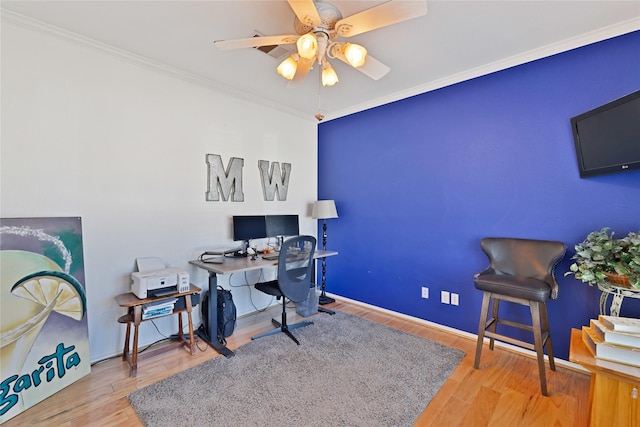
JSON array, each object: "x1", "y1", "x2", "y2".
[
  {"x1": 276, "y1": 55, "x2": 298, "y2": 80},
  {"x1": 344, "y1": 43, "x2": 367, "y2": 68},
  {"x1": 297, "y1": 33, "x2": 317, "y2": 60},
  {"x1": 322, "y1": 63, "x2": 339, "y2": 87}
]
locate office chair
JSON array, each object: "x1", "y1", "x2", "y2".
[
  {"x1": 252, "y1": 235, "x2": 317, "y2": 345},
  {"x1": 473, "y1": 237, "x2": 566, "y2": 396}
]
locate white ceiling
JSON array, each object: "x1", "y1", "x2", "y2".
[{"x1": 2, "y1": 1, "x2": 639, "y2": 121}]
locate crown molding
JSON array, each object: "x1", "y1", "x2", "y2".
[
  {"x1": 324, "y1": 18, "x2": 640, "y2": 122},
  {"x1": 0, "y1": 8, "x2": 314, "y2": 122},
  {"x1": 3, "y1": 8, "x2": 637, "y2": 124}
]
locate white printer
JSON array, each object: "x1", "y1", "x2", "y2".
[
  {"x1": 131, "y1": 257, "x2": 189, "y2": 299},
  {"x1": 131, "y1": 268, "x2": 189, "y2": 299}
]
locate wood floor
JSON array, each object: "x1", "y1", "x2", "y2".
[{"x1": 3, "y1": 300, "x2": 591, "y2": 427}]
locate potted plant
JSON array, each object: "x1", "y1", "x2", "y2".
[{"x1": 565, "y1": 227, "x2": 640, "y2": 289}]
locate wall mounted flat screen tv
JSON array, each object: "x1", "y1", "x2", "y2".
[{"x1": 570, "y1": 90, "x2": 640, "y2": 178}]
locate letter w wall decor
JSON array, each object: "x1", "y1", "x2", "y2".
[{"x1": 259, "y1": 160, "x2": 291, "y2": 201}]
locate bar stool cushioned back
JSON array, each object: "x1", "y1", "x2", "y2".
[{"x1": 473, "y1": 237, "x2": 566, "y2": 396}]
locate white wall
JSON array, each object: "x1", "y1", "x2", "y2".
[{"x1": 1, "y1": 19, "x2": 318, "y2": 362}]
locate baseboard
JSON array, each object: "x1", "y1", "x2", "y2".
[{"x1": 327, "y1": 293, "x2": 590, "y2": 375}]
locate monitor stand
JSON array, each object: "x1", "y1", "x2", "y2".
[
  {"x1": 233, "y1": 240, "x2": 249, "y2": 257},
  {"x1": 275, "y1": 236, "x2": 284, "y2": 252}
]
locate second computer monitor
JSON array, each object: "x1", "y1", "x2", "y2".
[
  {"x1": 266, "y1": 214, "x2": 299, "y2": 238},
  {"x1": 232, "y1": 215, "x2": 268, "y2": 242}
]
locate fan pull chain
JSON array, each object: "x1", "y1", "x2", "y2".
[{"x1": 315, "y1": 76, "x2": 325, "y2": 122}]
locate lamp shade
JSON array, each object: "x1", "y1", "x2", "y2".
[{"x1": 312, "y1": 200, "x2": 338, "y2": 219}]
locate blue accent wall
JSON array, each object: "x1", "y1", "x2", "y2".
[{"x1": 318, "y1": 31, "x2": 640, "y2": 360}]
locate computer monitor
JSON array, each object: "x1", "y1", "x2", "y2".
[
  {"x1": 265, "y1": 214, "x2": 299, "y2": 238},
  {"x1": 232, "y1": 215, "x2": 267, "y2": 245}
]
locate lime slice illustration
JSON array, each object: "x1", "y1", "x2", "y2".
[
  {"x1": 11, "y1": 270, "x2": 86, "y2": 321},
  {"x1": 1, "y1": 250, "x2": 62, "y2": 332}
]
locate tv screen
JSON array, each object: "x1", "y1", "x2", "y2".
[
  {"x1": 232, "y1": 215, "x2": 267, "y2": 242},
  {"x1": 570, "y1": 90, "x2": 640, "y2": 178},
  {"x1": 266, "y1": 215, "x2": 299, "y2": 237}
]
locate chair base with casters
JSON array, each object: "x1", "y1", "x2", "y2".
[
  {"x1": 473, "y1": 237, "x2": 566, "y2": 397},
  {"x1": 251, "y1": 281, "x2": 313, "y2": 345}
]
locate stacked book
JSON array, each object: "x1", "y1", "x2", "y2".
[
  {"x1": 142, "y1": 298, "x2": 178, "y2": 320},
  {"x1": 581, "y1": 315, "x2": 640, "y2": 367}
]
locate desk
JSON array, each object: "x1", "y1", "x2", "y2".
[
  {"x1": 115, "y1": 284, "x2": 201, "y2": 377},
  {"x1": 569, "y1": 328, "x2": 640, "y2": 426},
  {"x1": 189, "y1": 249, "x2": 338, "y2": 357}
]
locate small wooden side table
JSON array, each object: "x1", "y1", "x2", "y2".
[
  {"x1": 115, "y1": 284, "x2": 201, "y2": 377},
  {"x1": 569, "y1": 328, "x2": 640, "y2": 426}
]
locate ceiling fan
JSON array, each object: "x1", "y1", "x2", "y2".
[{"x1": 214, "y1": 0, "x2": 428, "y2": 89}]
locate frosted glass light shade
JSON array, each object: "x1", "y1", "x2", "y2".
[
  {"x1": 276, "y1": 55, "x2": 298, "y2": 80},
  {"x1": 344, "y1": 43, "x2": 367, "y2": 68},
  {"x1": 321, "y1": 63, "x2": 339, "y2": 86},
  {"x1": 296, "y1": 33, "x2": 317, "y2": 60}
]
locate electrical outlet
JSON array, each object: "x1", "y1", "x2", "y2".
[
  {"x1": 441, "y1": 290, "x2": 450, "y2": 304},
  {"x1": 451, "y1": 293, "x2": 459, "y2": 306},
  {"x1": 421, "y1": 287, "x2": 429, "y2": 299}
]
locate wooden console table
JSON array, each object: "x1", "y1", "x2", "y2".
[
  {"x1": 569, "y1": 328, "x2": 640, "y2": 426},
  {"x1": 115, "y1": 284, "x2": 200, "y2": 377}
]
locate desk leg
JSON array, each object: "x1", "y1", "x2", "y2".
[
  {"x1": 122, "y1": 309, "x2": 132, "y2": 361},
  {"x1": 185, "y1": 293, "x2": 196, "y2": 355},
  {"x1": 131, "y1": 305, "x2": 142, "y2": 377},
  {"x1": 196, "y1": 271, "x2": 234, "y2": 358}
]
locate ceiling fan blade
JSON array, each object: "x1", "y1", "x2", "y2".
[
  {"x1": 287, "y1": 57, "x2": 315, "y2": 88},
  {"x1": 287, "y1": 0, "x2": 322, "y2": 28},
  {"x1": 336, "y1": 0, "x2": 428, "y2": 38},
  {"x1": 357, "y1": 55, "x2": 391, "y2": 80},
  {"x1": 214, "y1": 35, "x2": 298, "y2": 51},
  {"x1": 334, "y1": 53, "x2": 391, "y2": 81}
]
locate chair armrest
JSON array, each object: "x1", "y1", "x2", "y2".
[
  {"x1": 545, "y1": 274, "x2": 559, "y2": 300},
  {"x1": 474, "y1": 266, "x2": 495, "y2": 279}
]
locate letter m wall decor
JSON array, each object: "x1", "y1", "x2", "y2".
[
  {"x1": 0, "y1": 217, "x2": 90, "y2": 423},
  {"x1": 206, "y1": 154, "x2": 245, "y2": 202}
]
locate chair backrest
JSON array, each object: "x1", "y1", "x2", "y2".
[
  {"x1": 480, "y1": 237, "x2": 566, "y2": 298},
  {"x1": 277, "y1": 235, "x2": 317, "y2": 303}
]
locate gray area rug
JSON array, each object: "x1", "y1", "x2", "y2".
[{"x1": 129, "y1": 311, "x2": 465, "y2": 426}]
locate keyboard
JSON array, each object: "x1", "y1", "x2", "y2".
[{"x1": 262, "y1": 253, "x2": 279, "y2": 260}]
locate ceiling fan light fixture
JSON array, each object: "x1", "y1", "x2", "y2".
[
  {"x1": 344, "y1": 43, "x2": 367, "y2": 68},
  {"x1": 296, "y1": 33, "x2": 318, "y2": 59},
  {"x1": 276, "y1": 55, "x2": 298, "y2": 80},
  {"x1": 321, "y1": 62, "x2": 339, "y2": 87}
]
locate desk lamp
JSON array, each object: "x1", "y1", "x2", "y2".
[{"x1": 312, "y1": 200, "x2": 338, "y2": 305}]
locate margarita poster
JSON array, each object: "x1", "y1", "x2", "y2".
[{"x1": 0, "y1": 217, "x2": 90, "y2": 424}]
